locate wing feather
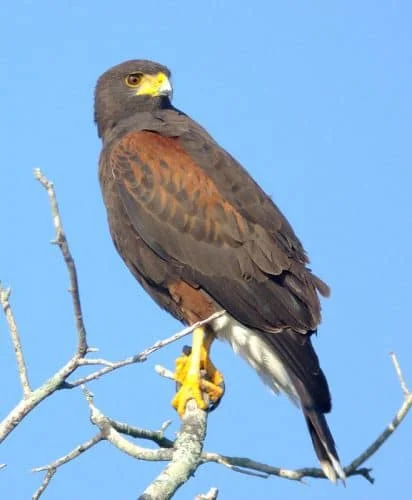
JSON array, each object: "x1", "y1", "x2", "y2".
[{"x1": 108, "y1": 129, "x2": 325, "y2": 331}]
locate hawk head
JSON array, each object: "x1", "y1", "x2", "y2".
[{"x1": 94, "y1": 59, "x2": 172, "y2": 138}]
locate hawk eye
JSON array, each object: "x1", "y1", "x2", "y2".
[{"x1": 125, "y1": 72, "x2": 144, "y2": 87}]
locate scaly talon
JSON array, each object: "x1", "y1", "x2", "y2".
[
  {"x1": 171, "y1": 326, "x2": 225, "y2": 416},
  {"x1": 172, "y1": 373, "x2": 207, "y2": 415}
]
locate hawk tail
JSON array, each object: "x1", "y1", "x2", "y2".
[
  {"x1": 265, "y1": 329, "x2": 345, "y2": 482},
  {"x1": 303, "y1": 406, "x2": 346, "y2": 483}
]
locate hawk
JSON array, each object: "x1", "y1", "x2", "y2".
[{"x1": 94, "y1": 59, "x2": 345, "y2": 482}]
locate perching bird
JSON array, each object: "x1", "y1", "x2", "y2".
[{"x1": 94, "y1": 59, "x2": 345, "y2": 482}]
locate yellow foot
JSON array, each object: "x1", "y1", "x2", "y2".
[
  {"x1": 171, "y1": 345, "x2": 225, "y2": 417},
  {"x1": 172, "y1": 372, "x2": 207, "y2": 415}
]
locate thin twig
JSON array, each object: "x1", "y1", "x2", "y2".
[
  {"x1": 83, "y1": 387, "x2": 173, "y2": 461},
  {"x1": 391, "y1": 352, "x2": 409, "y2": 396},
  {"x1": 343, "y1": 353, "x2": 412, "y2": 480},
  {"x1": 63, "y1": 310, "x2": 225, "y2": 388},
  {"x1": 77, "y1": 358, "x2": 116, "y2": 367},
  {"x1": 33, "y1": 168, "x2": 87, "y2": 355},
  {"x1": 201, "y1": 452, "x2": 303, "y2": 481},
  {"x1": 0, "y1": 284, "x2": 32, "y2": 397},
  {"x1": 32, "y1": 434, "x2": 104, "y2": 499},
  {"x1": 155, "y1": 364, "x2": 176, "y2": 381},
  {"x1": 138, "y1": 310, "x2": 225, "y2": 361},
  {"x1": 195, "y1": 487, "x2": 219, "y2": 500},
  {"x1": 32, "y1": 469, "x2": 55, "y2": 500},
  {"x1": 108, "y1": 418, "x2": 174, "y2": 448}
]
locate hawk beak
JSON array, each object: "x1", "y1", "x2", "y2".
[
  {"x1": 157, "y1": 76, "x2": 173, "y2": 97},
  {"x1": 136, "y1": 72, "x2": 173, "y2": 98}
]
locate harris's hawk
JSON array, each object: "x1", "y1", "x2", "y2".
[{"x1": 94, "y1": 60, "x2": 345, "y2": 482}]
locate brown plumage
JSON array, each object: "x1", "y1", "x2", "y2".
[{"x1": 95, "y1": 59, "x2": 345, "y2": 482}]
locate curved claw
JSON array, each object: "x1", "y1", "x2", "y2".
[
  {"x1": 172, "y1": 373, "x2": 208, "y2": 415},
  {"x1": 171, "y1": 328, "x2": 224, "y2": 416}
]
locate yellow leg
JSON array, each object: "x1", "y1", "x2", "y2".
[
  {"x1": 172, "y1": 326, "x2": 224, "y2": 416},
  {"x1": 202, "y1": 333, "x2": 225, "y2": 392}
]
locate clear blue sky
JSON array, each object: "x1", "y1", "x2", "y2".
[{"x1": 1, "y1": 1, "x2": 411, "y2": 499}]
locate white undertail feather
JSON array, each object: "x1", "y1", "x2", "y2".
[
  {"x1": 319, "y1": 443, "x2": 346, "y2": 482},
  {"x1": 320, "y1": 460, "x2": 338, "y2": 483},
  {"x1": 212, "y1": 313, "x2": 299, "y2": 405},
  {"x1": 325, "y1": 452, "x2": 346, "y2": 482}
]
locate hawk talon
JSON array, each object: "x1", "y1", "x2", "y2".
[
  {"x1": 172, "y1": 332, "x2": 224, "y2": 416},
  {"x1": 200, "y1": 378, "x2": 225, "y2": 412},
  {"x1": 172, "y1": 371, "x2": 225, "y2": 416},
  {"x1": 172, "y1": 373, "x2": 208, "y2": 415}
]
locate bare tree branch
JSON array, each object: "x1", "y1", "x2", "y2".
[
  {"x1": 76, "y1": 353, "x2": 410, "y2": 488},
  {"x1": 155, "y1": 364, "x2": 178, "y2": 381},
  {"x1": 343, "y1": 353, "x2": 412, "y2": 481},
  {"x1": 0, "y1": 170, "x2": 89, "y2": 443},
  {"x1": 108, "y1": 418, "x2": 174, "y2": 448},
  {"x1": 32, "y1": 434, "x2": 104, "y2": 499},
  {"x1": 391, "y1": 351, "x2": 410, "y2": 396},
  {"x1": 33, "y1": 168, "x2": 87, "y2": 356},
  {"x1": 199, "y1": 451, "x2": 373, "y2": 483},
  {"x1": 0, "y1": 285, "x2": 32, "y2": 397},
  {"x1": 139, "y1": 399, "x2": 208, "y2": 500},
  {"x1": 62, "y1": 310, "x2": 225, "y2": 388},
  {"x1": 83, "y1": 387, "x2": 173, "y2": 462},
  {"x1": 0, "y1": 306, "x2": 84, "y2": 442},
  {"x1": 28, "y1": 352, "x2": 409, "y2": 499},
  {"x1": 198, "y1": 353, "x2": 412, "y2": 485}
]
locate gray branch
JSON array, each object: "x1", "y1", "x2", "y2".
[
  {"x1": 109, "y1": 418, "x2": 174, "y2": 448},
  {"x1": 81, "y1": 388, "x2": 209, "y2": 499},
  {"x1": 198, "y1": 352, "x2": 412, "y2": 485},
  {"x1": 139, "y1": 400, "x2": 208, "y2": 500},
  {"x1": 0, "y1": 286, "x2": 31, "y2": 397},
  {"x1": 32, "y1": 434, "x2": 104, "y2": 499},
  {"x1": 81, "y1": 353, "x2": 411, "y2": 489},
  {"x1": 343, "y1": 352, "x2": 412, "y2": 481},
  {"x1": 33, "y1": 169, "x2": 88, "y2": 355},
  {"x1": 83, "y1": 387, "x2": 173, "y2": 462},
  {"x1": 0, "y1": 170, "x2": 89, "y2": 443},
  {"x1": 31, "y1": 352, "x2": 411, "y2": 498},
  {"x1": 63, "y1": 310, "x2": 225, "y2": 388}
]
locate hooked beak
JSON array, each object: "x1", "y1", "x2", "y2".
[{"x1": 136, "y1": 72, "x2": 173, "y2": 98}]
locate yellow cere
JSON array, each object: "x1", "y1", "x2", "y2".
[{"x1": 136, "y1": 72, "x2": 170, "y2": 96}]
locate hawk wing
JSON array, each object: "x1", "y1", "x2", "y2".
[{"x1": 106, "y1": 129, "x2": 327, "y2": 333}]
